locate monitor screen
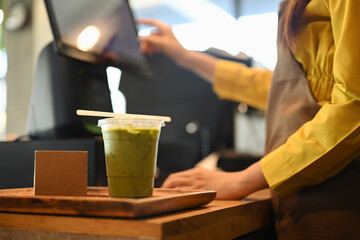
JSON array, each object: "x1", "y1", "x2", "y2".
[{"x1": 44, "y1": 0, "x2": 151, "y2": 77}]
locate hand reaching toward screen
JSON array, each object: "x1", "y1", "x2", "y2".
[
  {"x1": 137, "y1": 18, "x2": 219, "y2": 83},
  {"x1": 137, "y1": 19, "x2": 189, "y2": 64}
]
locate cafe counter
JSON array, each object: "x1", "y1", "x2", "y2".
[{"x1": 0, "y1": 189, "x2": 274, "y2": 240}]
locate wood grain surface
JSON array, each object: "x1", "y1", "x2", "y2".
[
  {"x1": 0, "y1": 189, "x2": 272, "y2": 239},
  {"x1": 0, "y1": 187, "x2": 216, "y2": 218}
]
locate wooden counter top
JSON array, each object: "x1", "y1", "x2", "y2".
[{"x1": 0, "y1": 189, "x2": 273, "y2": 240}]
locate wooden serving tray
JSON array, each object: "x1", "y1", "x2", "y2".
[{"x1": 0, "y1": 187, "x2": 216, "y2": 218}]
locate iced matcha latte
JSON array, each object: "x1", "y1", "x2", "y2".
[{"x1": 98, "y1": 118, "x2": 163, "y2": 198}]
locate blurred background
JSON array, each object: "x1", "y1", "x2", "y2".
[
  {"x1": 0, "y1": 0, "x2": 282, "y2": 188},
  {"x1": 0, "y1": 0, "x2": 281, "y2": 146}
]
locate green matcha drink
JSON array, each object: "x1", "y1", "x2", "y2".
[{"x1": 98, "y1": 118, "x2": 163, "y2": 198}]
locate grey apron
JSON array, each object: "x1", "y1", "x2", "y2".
[{"x1": 266, "y1": 6, "x2": 360, "y2": 239}]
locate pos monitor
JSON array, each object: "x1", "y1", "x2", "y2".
[
  {"x1": 28, "y1": 0, "x2": 149, "y2": 139},
  {"x1": 43, "y1": 0, "x2": 151, "y2": 78}
]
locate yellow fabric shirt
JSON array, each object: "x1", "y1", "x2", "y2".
[{"x1": 213, "y1": 0, "x2": 360, "y2": 195}]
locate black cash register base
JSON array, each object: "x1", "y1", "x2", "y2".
[{"x1": 0, "y1": 138, "x2": 106, "y2": 189}]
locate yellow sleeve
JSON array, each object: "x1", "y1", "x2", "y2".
[
  {"x1": 213, "y1": 59, "x2": 272, "y2": 111},
  {"x1": 261, "y1": 0, "x2": 360, "y2": 195}
]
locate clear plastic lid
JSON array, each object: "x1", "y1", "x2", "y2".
[{"x1": 98, "y1": 117, "x2": 165, "y2": 130}]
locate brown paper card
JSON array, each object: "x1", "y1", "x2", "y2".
[{"x1": 34, "y1": 151, "x2": 88, "y2": 196}]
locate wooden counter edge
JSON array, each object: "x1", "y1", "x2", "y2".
[{"x1": 0, "y1": 189, "x2": 273, "y2": 240}]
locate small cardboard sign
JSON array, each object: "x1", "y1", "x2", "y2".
[{"x1": 34, "y1": 151, "x2": 88, "y2": 196}]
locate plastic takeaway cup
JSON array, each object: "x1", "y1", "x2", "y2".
[{"x1": 98, "y1": 117, "x2": 164, "y2": 198}]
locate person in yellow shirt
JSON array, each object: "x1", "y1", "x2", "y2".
[{"x1": 137, "y1": 0, "x2": 360, "y2": 239}]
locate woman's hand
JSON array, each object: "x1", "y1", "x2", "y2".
[
  {"x1": 137, "y1": 19, "x2": 188, "y2": 64},
  {"x1": 161, "y1": 162, "x2": 268, "y2": 200},
  {"x1": 137, "y1": 19, "x2": 219, "y2": 83}
]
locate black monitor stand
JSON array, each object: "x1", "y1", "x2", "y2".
[{"x1": 27, "y1": 42, "x2": 113, "y2": 139}]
